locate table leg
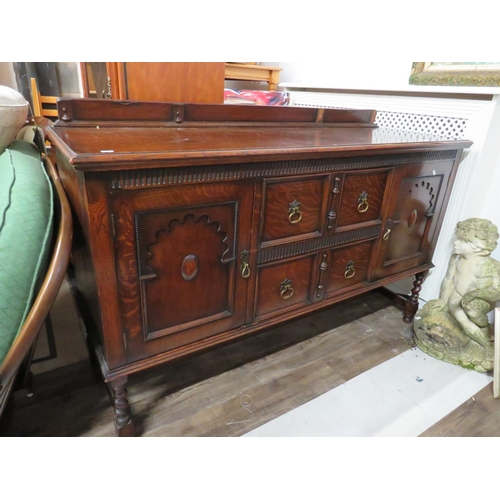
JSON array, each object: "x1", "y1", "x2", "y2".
[
  {"x1": 403, "y1": 272, "x2": 426, "y2": 323},
  {"x1": 109, "y1": 376, "x2": 138, "y2": 437},
  {"x1": 269, "y1": 70, "x2": 279, "y2": 91}
]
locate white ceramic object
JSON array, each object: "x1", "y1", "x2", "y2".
[{"x1": 0, "y1": 85, "x2": 29, "y2": 154}]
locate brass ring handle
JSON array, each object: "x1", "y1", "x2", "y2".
[
  {"x1": 240, "y1": 262, "x2": 251, "y2": 279},
  {"x1": 344, "y1": 261, "x2": 356, "y2": 280},
  {"x1": 288, "y1": 200, "x2": 302, "y2": 224},
  {"x1": 280, "y1": 279, "x2": 294, "y2": 300},
  {"x1": 288, "y1": 209, "x2": 303, "y2": 224},
  {"x1": 357, "y1": 201, "x2": 369, "y2": 213},
  {"x1": 383, "y1": 228, "x2": 392, "y2": 241},
  {"x1": 357, "y1": 192, "x2": 369, "y2": 213}
]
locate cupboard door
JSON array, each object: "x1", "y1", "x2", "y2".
[
  {"x1": 111, "y1": 181, "x2": 254, "y2": 362},
  {"x1": 372, "y1": 160, "x2": 455, "y2": 280}
]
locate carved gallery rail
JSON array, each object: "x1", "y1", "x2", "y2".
[{"x1": 42, "y1": 99, "x2": 473, "y2": 436}]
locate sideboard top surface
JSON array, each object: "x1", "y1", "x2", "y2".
[{"x1": 44, "y1": 99, "x2": 473, "y2": 171}]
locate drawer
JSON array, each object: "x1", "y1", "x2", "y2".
[
  {"x1": 254, "y1": 254, "x2": 316, "y2": 320},
  {"x1": 260, "y1": 176, "x2": 329, "y2": 245},
  {"x1": 325, "y1": 240, "x2": 374, "y2": 295},
  {"x1": 337, "y1": 170, "x2": 389, "y2": 228}
]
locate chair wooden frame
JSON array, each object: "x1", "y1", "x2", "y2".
[
  {"x1": 30, "y1": 78, "x2": 58, "y2": 119},
  {"x1": 0, "y1": 148, "x2": 72, "y2": 417}
]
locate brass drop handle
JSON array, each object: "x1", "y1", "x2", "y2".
[
  {"x1": 241, "y1": 262, "x2": 250, "y2": 279},
  {"x1": 288, "y1": 199, "x2": 303, "y2": 224},
  {"x1": 357, "y1": 191, "x2": 369, "y2": 213},
  {"x1": 383, "y1": 228, "x2": 392, "y2": 241},
  {"x1": 240, "y1": 250, "x2": 250, "y2": 278},
  {"x1": 280, "y1": 278, "x2": 294, "y2": 300},
  {"x1": 102, "y1": 77, "x2": 112, "y2": 99},
  {"x1": 344, "y1": 261, "x2": 356, "y2": 280}
]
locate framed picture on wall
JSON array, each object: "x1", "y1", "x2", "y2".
[{"x1": 409, "y1": 62, "x2": 500, "y2": 87}]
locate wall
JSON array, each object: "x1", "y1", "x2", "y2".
[
  {"x1": 0, "y1": 62, "x2": 16, "y2": 88},
  {"x1": 225, "y1": 62, "x2": 415, "y2": 92},
  {"x1": 278, "y1": 61, "x2": 415, "y2": 90}
]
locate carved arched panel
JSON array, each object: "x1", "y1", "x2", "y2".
[
  {"x1": 142, "y1": 213, "x2": 232, "y2": 336},
  {"x1": 385, "y1": 175, "x2": 443, "y2": 263}
]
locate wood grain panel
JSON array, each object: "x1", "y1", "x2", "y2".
[
  {"x1": 326, "y1": 240, "x2": 374, "y2": 295},
  {"x1": 255, "y1": 254, "x2": 317, "y2": 320},
  {"x1": 372, "y1": 160, "x2": 454, "y2": 281},
  {"x1": 141, "y1": 211, "x2": 234, "y2": 336},
  {"x1": 85, "y1": 177, "x2": 126, "y2": 368},
  {"x1": 261, "y1": 176, "x2": 328, "y2": 245},
  {"x1": 123, "y1": 62, "x2": 225, "y2": 104},
  {"x1": 337, "y1": 170, "x2": 389, "y2": 227},
  {"x1": 385, "y1": 174, "x2": 444, "y2": 262}
]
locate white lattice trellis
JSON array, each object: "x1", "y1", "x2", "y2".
[
  {"x1": 295, "y1": 103, "x2": 468, "y2": 139},
  {"x1": 375, "y1": 111, "x2": 468, "y2": 139}
]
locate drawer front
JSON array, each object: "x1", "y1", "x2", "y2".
[
  {"x1": 254, "y1": 254, "x2": 316, "y2": 320},
  {"x1": 337, "y1": 170, "x2": 389, "y2": 228},
  {"x1": 260, "y1": 176, "x2": 329, "y2": 245},
  {"x1": 325, "y1": 240, "x2": 374, "y2": 295}
]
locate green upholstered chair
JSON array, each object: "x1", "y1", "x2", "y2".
[{"x1": 0, "y1": 137, "x2": 72, "y2": 417}]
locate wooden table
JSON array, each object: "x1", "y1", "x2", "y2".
[{"x1": 225, "y1": 63, "x2": 282, "y2": 90}]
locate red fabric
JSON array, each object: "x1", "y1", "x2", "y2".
[{"x1": 224, "y1": 89, "x2": 289, "y2": 106}]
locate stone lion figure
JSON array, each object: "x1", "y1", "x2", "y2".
[{"x1": 413, "y1": 218, "x2": 500, "y2": 372}]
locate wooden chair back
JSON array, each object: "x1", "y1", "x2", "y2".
[{"x1": 30, "y1": 78, "x2": 58, "y2": 119}]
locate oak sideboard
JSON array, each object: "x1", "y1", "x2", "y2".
[{"x1": 43, "y1": 99, "x2": 473, "y2": 436}]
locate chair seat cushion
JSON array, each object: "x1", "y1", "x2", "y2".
[{"x1": 0, "y1": 140, "x2": 53, "y2": 364}]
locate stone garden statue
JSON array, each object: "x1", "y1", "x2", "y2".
[{"x1": 414, "y1": 218, "x2": 500, "y2": 372}]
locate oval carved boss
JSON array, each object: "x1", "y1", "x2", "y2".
[{"x1": 181, "y1": 254, "x2": 199, "y2": 281}]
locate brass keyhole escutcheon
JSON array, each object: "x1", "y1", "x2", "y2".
[
  {"x1": 344, "y1": 261, "x2": 356, "y2": 280},
  {"x1": 280, "y1": 278, "x2": 294, "y2": 300},
  {"x1": 288, "y1": 199, "x2": 303, "y2": 224},
  {"x1": 357, "y1": 191, "x2": 369, "y2": 213}
]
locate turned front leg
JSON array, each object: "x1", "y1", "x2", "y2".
[
  {"x1": 109, "y1": 377, "x2": 138, "y2": 437},
  {"x1": 403, "y1": 272, "x2": 427, "y2": 323}
]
